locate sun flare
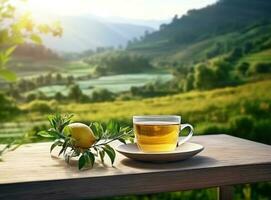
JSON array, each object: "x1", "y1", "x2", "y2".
[{"x1": 16, "y1": 0, "x2": 217, "y2": 21}]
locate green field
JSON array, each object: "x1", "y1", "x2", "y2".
[
  {"x1": 28, "y1": 73, "x2": 173, "y2": 97},
  {"x1": 2, "y1": 80, "x2": 270, "y2": 144},
  {"x1": 8, "y1": 59, "x2": 94, "y2": 78},
  {"x1": 240, "y1": 49, "x2": 271, "y2": 64}
]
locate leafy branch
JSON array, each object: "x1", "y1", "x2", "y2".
[{"x1": 37, "y1": 114, "x2": 134, "y2": 170}]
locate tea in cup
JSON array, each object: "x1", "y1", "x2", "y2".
[{"x1": 133, "y1": 115, "x2": 193, "y2": 152}]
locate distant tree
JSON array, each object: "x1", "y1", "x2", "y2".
[
  {"x1": 237, "y1": 62, "x2": 250, "y2": 76},
  {"x1": 130, "y1": 86, "x2": 140, "y2": 96},
  {"x1": 172, "y1": 14, "x2": 178, "y2": 23},
  {"x1": 67, "y1": 75, "x2": 74, "y2": 85},
  {"x1": 14, "y1": 44, "x2": 60, "y2": 60},
  {"x1": 91, "y1": 52, "x2": 153, "y2": 75},
  {"x1": 159, "y1": 24, "x2": 167, "y2": 31},
  {"x1": 250, "y1": 63, "x2": 271, "y2": 74},
  {"x1": 26, "y1": 93, "x2": 37, "y2": 102},
  {"x1": 91, "y1": 88, "x2": 115, "y2": 102},
  {"x1": 27, "y1": 79, "x2": 36, "y2": 90},
  {"x1": 94, "y1": 66, "x2": 106, "y2": 76},
  {"x1": 18, "y1": 79, "x2": 28, "y2": 92},
  {"x1": 8, "y1": 84, "x2": 21, "y2": 100},
  {"x1": 243, "y1": 42, "x2": 254, "y2": 54},
  {"x1": 193, "y1": 64, "x2": 215, "y2": 90},
  {"x1": 206, "y1": 42, "x2": 225, "y2": 59},
  {"x1": 227, "y1": 47, "x2": 243, "y2": 61},
  {"x1": 144, "y1": 30, "x2": 150, "y2": 37},
  {"x1": 68, "y1": 84, "x2": 83, "y2": 102},
  {"x1": 55, "y1": 73, "x2": 62, "y2": 83},
  {"x1": 184, "y1": 73, "x2": 194, "y2": 92},
  {"x1": 145, "y1": 83, "x2": 155, "y2": 93},
  {"x1": 172, "y1": 64, "x2": 190, "y2": 78},
  {"x1": 44, "y1": 73, "x2": 53, "y2": 84},
  {"x1": 0, "y1": 93, "x2": 19, "y2": 120},
  {"x1": 36, "y1": 75, "x2": 45, "y2": 86},
  {"x1": 54, "y1": 92, "x2": 64, "y2": 102},
  {"x1": 212, "y1": 60, "x2": 232, "y2": 87},
  {"x1": 36, "y1": 91, "x2": 47, "y2": 100}
]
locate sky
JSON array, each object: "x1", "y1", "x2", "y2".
[{"x1": 21, "y1": 0, "x2": 217, "y2": 21}]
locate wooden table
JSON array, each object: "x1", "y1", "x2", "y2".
[{"x1": 1, "y1": 134, "x2": 271, "y2": 200}]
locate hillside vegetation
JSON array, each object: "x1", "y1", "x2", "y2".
[
  {"x1": 128, "y1": 0, "x2": 271, "y2": 58},
  {"x1": 2, "y1": 80, "x2": 270, "y2": 145}
]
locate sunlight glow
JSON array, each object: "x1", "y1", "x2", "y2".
[{"x1": 18, "y1": 0, "x2": 217, "y2": 21}]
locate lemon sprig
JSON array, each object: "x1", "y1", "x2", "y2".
[{"x1": 37, "y1": 114, "x2": 134, "y2": 170}]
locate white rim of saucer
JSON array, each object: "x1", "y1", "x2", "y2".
[{"x1": 116, "y1": 142, "x2": 204, "y2": 155}]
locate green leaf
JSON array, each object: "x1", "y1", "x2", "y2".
[
  {"x1": 84, "y1": 151, "x2": 95, "y2": 167},
  {"x1": 50, "y1": 140, "x2": 63, "y2": 153},
  {"x1": 99, "y1": 150, "x2": 105, "y2": 164},
  {"x1": 0, "y1": 69, "x2": 17, "y2": 82},
  {"x1": 37, "y1": 131, "x2": 54, "y2": 138},
  {"x1": 90, "y1": 122, "x2": 104, "y2": 139},
  {"x1": 48, "y1": 129, "x2": 65, "y2": 139},
  {"x1": 78, "y1": 154, "x2": 86, "y2": 170},
  {"x1": 103, "y1": 145, "x2": 116, "y2": 166},
  {"x1": 118, "y1": 138, "x2": 126, "y2": 144},
  {"x1": 58, "y1": 139, "x2": 68, "y2": 156},
  {"x1": 30, "y1": 34, "x2": 42, "y2": 44},
  {"x1": 120, "y1": 126, "x2": 130, "y2": 133},
  {"x1": 107, "y1": 120, "x2": 120, "y2": 137},
  {"x1": 47, "y1": 115, "x2": 55, "y2": 127},
  {"x1": 60, "y1": 119, "x2": 72, "y2": 132}
]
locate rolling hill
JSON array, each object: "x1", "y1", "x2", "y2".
[
  {"x1": 42, "y1": 15, "x2": 154, "y2": 53},
  {"x1": 128, "y1": 0, "x2": 271, "y2": 63}
]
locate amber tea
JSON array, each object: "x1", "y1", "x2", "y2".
[
  {"x1": 134, "y1": 121, "x2": 179, "y2": 152},
  {"x1": 133, "y1": 116, "x2": 194, "y2": 153}
]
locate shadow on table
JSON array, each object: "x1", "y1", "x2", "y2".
[{"x1": 120, "y1": 156, "x2": 218, "y2": 170}]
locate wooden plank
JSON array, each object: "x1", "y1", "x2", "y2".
[
  {"x1": 218, "y1": 186, "x2": 234, "y2": 200},
  {"x1": 0, "y1": 164, "x2": 271, "y2": 200},
  {"x1": 0, "y1": 135, "x2": 271, "y2": 200}
]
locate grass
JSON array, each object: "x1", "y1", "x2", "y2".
[
  {"x1": 2, "y1": 79, "x2": 270, "y2": 143},
  {"x1": 240, "y1": 49, "x2": 271, "y2": 65},
  {"x1": 8, "y1": 57, "x2": 94, "y2": 79},
  {"x1": 58, "y1": 80, "x2": 271, "y2": 124}
]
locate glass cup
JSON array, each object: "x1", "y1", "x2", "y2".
[{"x1": 133, "y1": 115, "x2": 193, "y2": 152}]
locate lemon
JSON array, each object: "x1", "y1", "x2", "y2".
[{"x1": 68, "y1": 123, "x2": 96, "y2": 148}]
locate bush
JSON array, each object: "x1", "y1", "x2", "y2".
[
  {"x1": 25, "y1": 100, "x2": 57, "y2": 113},
  {"x1": 237, "y1": 62, "x2": 250, "y2": 76},
  {"x1": 229, "y1": 115, "x2": 254, "y2": 139},
  {"x1": 85, "y1": 52, "x2": 154, "y2": 76},
  {"x1": 241, "y1": 100, "x2": 271, "y2": 117},
  {"x1": 253, "y1": 120, "x2": 271, "y2": 144},
  {"x1": 0, "y1": 93, "x2": 19, "y2": 121},
  {"x1": 200, "y1": 123, "x2": 229, "y2": 135},
  {"x1": 68, "y1": 84, "x2": 89, "y2": 102},
  {"x1": 250, "y1": 62, "x2": 271, "y2": 74},
  {"x1": 91, "y1": 88, "x2": 115, "y2": 102},
  {"x1": 193, "y1": 64, "x2": 215, "y2": 90},
  {"x1": 26, "y1": 93, "x2": 37, "y2": 102}
]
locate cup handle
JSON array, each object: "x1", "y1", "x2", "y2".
[{"x1": 178, "y1": 124, "x2": 194, "y2": 146}]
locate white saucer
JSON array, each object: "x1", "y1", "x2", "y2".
[{"x1": 116, "y1": 142, "x2": 204, "y2": 162}]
